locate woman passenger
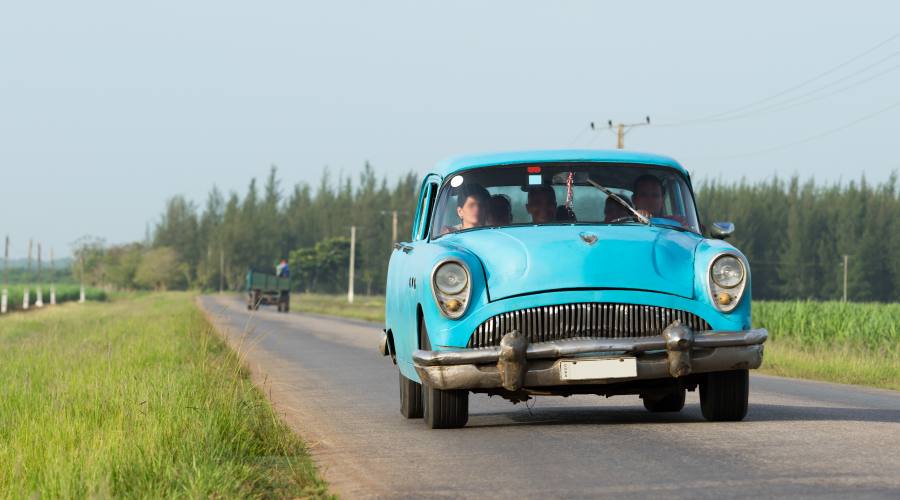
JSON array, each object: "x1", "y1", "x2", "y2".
[{"x1": 441, "y1": 183, "x2": 491, "y2": 234}]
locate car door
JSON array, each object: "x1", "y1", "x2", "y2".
[{"x1": 390, "y1": 175, "x2": 440, "y2": 369}]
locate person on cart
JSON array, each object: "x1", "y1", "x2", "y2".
[{"x1": 276, "y1": 259, "x2": 289, "y2": 278}]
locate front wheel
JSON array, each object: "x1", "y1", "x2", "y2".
[
  {"x1": 399, "y1": 372, "x2": 423, "y2": 418},
  {"x1": 424, "y1": 385, "x2": 468, "y2": 429},
  {"x1": 700, "y1": 370, "x2": 749, "y2": 421}
]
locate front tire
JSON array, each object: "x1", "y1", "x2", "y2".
[
  {"x1": 424, "y1": 385, "x2": 468, "y2": 429},
  {"x1": 399, "y1": 372, "x2": 423, "y2": 418},
  {"x1": 418, "y1": 316, "x2": 469, "y2": 428},
  {"x1": 700, "y1": 370, "x2": 749, "y2": 421},
  {"x1": 642, "y1": 387, "x2": 686, "y2": 412}
]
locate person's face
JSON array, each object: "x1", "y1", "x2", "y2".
[
  {"x1": 527, "y1": 191, "x2": 556, "y2": 223},
  {"x1": 633, "y1": 181, "x2": 664, "y2": 215},
  {"x1": 456, "y1": 195, "x2": 484, "y2": 228}
]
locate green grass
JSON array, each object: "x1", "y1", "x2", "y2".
[
  {"x1": 293, "y1": 293, "x2": 385, "y2": 322},
  {"x1": 0, "y1": 292, "x2": 327, "y2": 498},
  {"x1": 754, "y1": 300, "x2": 900, "y2": 390},
  {"x1": 293, "y1": 294, "x2": 900, "y2": 391},
  {"x1": 2, "y1": 284, "x2": 107, "y2": 312},
  {"x1": 759, "y1": 342, "x2": 900, "y2": 390}
]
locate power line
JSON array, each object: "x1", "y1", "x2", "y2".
[
  {"x1": 670, "y1": 51, "x2": 900, "y2": 126},
  {"x1": 656, "y1": 30, "x2": 900, "y2": 127},
  {"x1": 711, "y1": 99, "x2": 900, "y2": 160}
]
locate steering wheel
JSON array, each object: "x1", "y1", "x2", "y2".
[{"x1": 608, "y1": 215, "x2": 639, "y2": 224}]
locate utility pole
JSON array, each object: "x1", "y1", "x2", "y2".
[
  {"x1": 50, "y1": 248, "x2": 56, "y2": 305},
  {"x1": 842, "y1": 254, "x2": 849, "y2": 303},
  {"x1": 380, "y1": 210, "x2": 406, "y2": 246},
  {"x1": 591, "y1": 116, "x2": 651, "y2": 149},
  {"x1": 347, "y1": 225, "x2": 356, "y2": 304},
  {"x1": 1, "y1": 236, "x2": 8, "y2": 314},
  {"x1": 219, "y1": 249, "x2": 225, "y2": 293},
  {"x1": 23, "y1": 239, "x2": 32, "y2": 310},
  {"x1": 35, "y1": 243, "x2": 43, "y2": 308},
  {"x1": 392, "y1": 210, "x2": 398, "y2": 245}
]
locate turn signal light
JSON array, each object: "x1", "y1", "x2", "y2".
[
  {"x1": 716, "y1": 292, "x2": 733, "y2": 305},
  {"x1": 444, "y1": 299, "x2": 462, "y2": 312}
]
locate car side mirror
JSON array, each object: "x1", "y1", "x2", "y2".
[{"x1": 710, "y1": 221, "x2": 735, "y2": 239}]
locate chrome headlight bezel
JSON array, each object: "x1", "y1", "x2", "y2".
[
  {"x1": 707, "y1": 252, "x2": 747, "y2": 313},
  {"x1": 430, "y1": 259, "x2": 472, "y2": 319},
  {"x1": 711, "y1": 255, "x2": 744, "y2": 289}
]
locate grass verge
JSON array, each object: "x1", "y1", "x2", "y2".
[
  {"x1": 0, "y1": 292, "x2": 327, "y2": 498},
  {"x1": 293, "y1": 293, "x2": 385, "y2": 322},
  {"x1": 758, "y1": 342, "x2": 900, "y2": 391}
]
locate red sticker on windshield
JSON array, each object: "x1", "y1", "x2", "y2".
[{"x1": 527, "y1": 166, "x2": 541, "y2": 174}]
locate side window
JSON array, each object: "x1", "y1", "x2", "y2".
[{"x1": 413, "y1": 182, "x2": 438, "y2": 241}]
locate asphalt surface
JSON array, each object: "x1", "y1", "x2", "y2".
[{"x1": 198, "y1": 295, "x2": 900, "y2": 499}]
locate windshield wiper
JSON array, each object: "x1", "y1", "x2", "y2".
[{"x1": 585, "y1": 179, "x2": 650, "y2": 225}]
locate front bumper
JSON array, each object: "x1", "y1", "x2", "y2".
[{"x1": 412, "y1": 322, "x2": 767, "y2": 391}]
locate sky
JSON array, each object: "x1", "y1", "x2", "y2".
[{"x1": 2, "y1": 1, "x2": 899, "y2": 258}]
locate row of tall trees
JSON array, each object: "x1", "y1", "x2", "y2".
[
  {"x1": 141, "y1": 164, "x2": 417, "y2": 293},
  {"x1": 79, "y1": 164, "x2": 900, "y2": 301},
  {"x1": 697, "y1": 174, "x2": 900, "y2": 302}
]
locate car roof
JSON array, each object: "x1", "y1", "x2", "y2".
[{"x1": 432, "y1": 149, "x2": 689, "y2": 178}]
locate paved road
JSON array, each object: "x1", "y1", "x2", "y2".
[{"x1": 198, "y1": 295, "x2": 900, "y2": 499}]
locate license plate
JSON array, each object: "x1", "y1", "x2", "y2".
[{"x1": 560, "y1": 357, "x2": 637, "y2": 381}]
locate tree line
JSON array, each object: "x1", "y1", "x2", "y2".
[
  {"x1": 75, "y1": 165, "x2": 900, "y2": 301},
  {"x1": 75, "y1": 164, "x2": 418, "y2": 294}
]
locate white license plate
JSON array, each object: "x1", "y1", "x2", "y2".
[{"x1": 560, "y1": 357, "x2": 638, "y2": 381}]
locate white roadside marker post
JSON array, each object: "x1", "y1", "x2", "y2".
[
  {"x1": 78, "y1": 253, "x2": 86, "y2": 303},
  {"x1": 35, "y1": 243, "x2": 44, "y2": 308},
  {"x1": 49, "y1": 248, "x2": 56, "y2": 305},
  {"x1": 24, "y1": 239, "x2": 32, "y2": 309},
  {"x1": 1, "y1": 235, "x2": 7, "y2": 314}
]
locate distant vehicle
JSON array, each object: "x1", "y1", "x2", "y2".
[
  {"x1": 380, "y1": 150, "x2": 767, "y2": 429},
  {"x1": 246, "y1": 270, "x2": 291, "y2": 313}
]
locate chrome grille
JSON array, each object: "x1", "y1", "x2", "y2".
[{"x1": 467, "y1": 303, "x2": 711, "y2": 348}]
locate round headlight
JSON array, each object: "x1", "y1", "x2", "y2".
[
  {"x1": 434, "y1": 262, "x2": 468, "y2": 295},
  {"x1": 712, "y1": 256, "x2": 744, "y2": 288}
]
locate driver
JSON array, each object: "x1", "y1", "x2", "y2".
[
  {"x1": 632, "y1": 174, "x2": 665, "y2": 218},
  {"x1": 526, "y1": 185, "x2": 557, "y2": 224}
]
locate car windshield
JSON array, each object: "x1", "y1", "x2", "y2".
[{"x1": 430, "y1": 162, "x2": 700, "y2": 238}]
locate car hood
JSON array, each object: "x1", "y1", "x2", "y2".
[{"x1": 437, "y1": 225, "x2": 701, "y2": 301}]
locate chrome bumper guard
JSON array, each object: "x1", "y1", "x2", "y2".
[{"x1": 413, "y1": 322, "x2": 767, "y2": 391}]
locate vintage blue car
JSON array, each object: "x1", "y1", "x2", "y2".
[{"x1": 380, "y1": 150, "x2": 767, "y2": 428}]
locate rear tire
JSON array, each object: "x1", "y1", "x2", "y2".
[
  {"x1": 642, "y1": 387, "x2": 686, "y2": 412},
  {"x1": 399, "y1": 372, "x2": 423, "y2": 418},
  {"x1": 424, "y1": 385, "x2": 468, "y2": 429},
  {"x1": 700, "y1": 370, "x2": 749, "y2": 421}
]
